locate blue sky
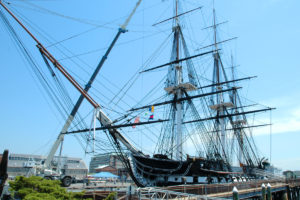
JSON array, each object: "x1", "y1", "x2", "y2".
[{"x1": 0, "y1": 0, "x2": 299, "y2": 171}]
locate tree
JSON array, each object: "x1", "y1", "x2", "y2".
[
  {"x1": 104, "y1": 192, "x2": 116, "y2": 200},
  {"x1": 9, "y1": 176, "x2": 89, "y2": 200}
]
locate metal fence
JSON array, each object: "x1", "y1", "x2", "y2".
[{"x1": 137, "y1": 187, "x2": 226, "y2": 200}]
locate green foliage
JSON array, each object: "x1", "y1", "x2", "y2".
[
  {"x1": 104, "y1": 192, "x2": 116, "y2": 200},
  {"x1": 24, "y1": 193, "x2": 57, "y2": 200},
  {"x1": 9, "y1": 176, "x2": 87, "y2": 200}
]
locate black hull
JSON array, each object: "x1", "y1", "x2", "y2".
[{"x1": 129, "y1": 154, "x2": 248, "y2": 187}]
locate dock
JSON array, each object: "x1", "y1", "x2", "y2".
[
  {"x1": 137, "y1": 179, "x2": 300, "y2": 199},
  {"x1": 80, "y1": 179, "x2": 300, "y2": 199}
]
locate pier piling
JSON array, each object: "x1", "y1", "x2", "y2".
[
  {"x1": 233, "y1": 186, "x2": 239, "y2": 200},
  {"x1": 262, "y1": 183, "x2": 266, "y2": 200},
  {"x1": 267, "y1": 183, "x2": 272, "y2": 200}
]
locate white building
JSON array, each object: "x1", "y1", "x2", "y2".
[{"x1": 6, "y1": 153, "x2": 88, "y2": 180}]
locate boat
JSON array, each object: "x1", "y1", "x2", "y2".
[
  {"x1": 87, "y1": 1, "x2": 274, "y2": 186},
  {"x1": 0, "y1": 0, "x2": 275, "y2": 187},
  {"x1": 107, "y1": 1, "x2": 274, "y2": 187}
]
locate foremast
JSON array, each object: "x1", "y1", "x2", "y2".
[
  {"x1": 164, "y1": 0, "x2": 198, "y2": 160},
  {"x1": 174, "y1": 0, "x2": 183, "y2": 161}
]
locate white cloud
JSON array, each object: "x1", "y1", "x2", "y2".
[
  {"x1": 251, "y1": 94, "x2": 300, "y2": 136},
  {"x1": 253, "y1": 110, "x2": 300, "y2": 136}
]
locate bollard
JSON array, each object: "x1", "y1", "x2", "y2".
[
  {"x1": 262, "y1": 183, "x2": 266, "y2": 200},
  {"x1": 267, "y1": 183, "x2": 272, "y2": 200},
  {"x1": 233, "y1": 186, "x2": 239, "y2": 200}
]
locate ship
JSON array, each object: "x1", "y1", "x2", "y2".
[
  {"x1": 115, "y1": 4, "x2": 274, "y2": 186},
  {"x1": 0, "y1": 0, "x2": 275, "y2": 187}
]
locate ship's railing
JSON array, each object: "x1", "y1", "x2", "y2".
[{"x1": 137, "y1": 187, "x2": 226, "y2": 200}]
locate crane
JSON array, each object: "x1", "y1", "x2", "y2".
[{"x1": 0, "y1": 0, "x2": 142, "y2": 187}]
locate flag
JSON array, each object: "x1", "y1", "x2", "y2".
[
  {"x1": 149, "y1": 114, "x2": 154, "y2": 120},
  {"x1": 132, "y1": 116, "x2": 140, "y2": 128},
  {"x1": 149, "y1": 105, "x2": 154, "y2": 112},
  {"x1": 151, "y1": 105, "x2": 154, "y2": 113}
]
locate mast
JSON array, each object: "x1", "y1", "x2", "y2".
[
  {"x1": 161, "y1": 0, "x2": 198, "y2": 160},
  {"x1": 174, "y1": 0, "x2": 183, "y2": 160},
  {"x1": 211, "y1": 7, "x2": 226, "y2": 159},
  {"x1": 231, "y1": 55, "x2": 243, "y2": 165},
  {"x1": 230, "y1": 55, "x2": 246, "y2": 166}
]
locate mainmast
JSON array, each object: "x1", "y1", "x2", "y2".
[{"x1": 210, "y1": 8, "x2": 228, "y2": 160}]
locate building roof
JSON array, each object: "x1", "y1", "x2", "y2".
[{"x1": 91, "y1": 172, "x2": 119, "y2": 178}]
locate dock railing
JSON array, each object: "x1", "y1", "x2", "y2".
[
  {"x1": 138, "y1": 178, "x2": 300, "y2": 198},
  {"x1": 137, "y1": 187, "x2": 226, "y2": 200}
]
